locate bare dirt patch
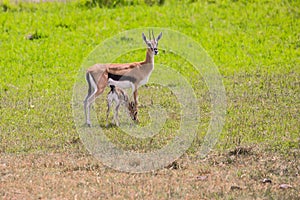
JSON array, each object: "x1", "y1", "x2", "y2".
[{"x1": 1, "y1": 147, "x2": 299, "y2": 199}]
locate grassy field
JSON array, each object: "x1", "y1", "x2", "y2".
[{"x1": 0, "y1": 0, "x2": 299, "y2": 199}]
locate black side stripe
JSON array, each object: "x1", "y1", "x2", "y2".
[{"x1": 108, "y1": 73, "x2": 136, "y2": 82}]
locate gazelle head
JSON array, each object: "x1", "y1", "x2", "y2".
[
  {"x1": 128, "y1": 101, "x2": 138, "y2": 121},
  {"x1": 142, "y1": 30, "x2": 162, "y2": 55}
]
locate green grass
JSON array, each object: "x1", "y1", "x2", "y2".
[{"x1": 0, "y1": 0, "x2": 299, "y2": 155}]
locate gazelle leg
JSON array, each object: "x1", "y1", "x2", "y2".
[
  {"x1": 84, "y1": 87, "x2": 99, "y2": 126},
  {"x1": 84, "y1": 73, "x2": 98, "y2": 127},
  {"x1": 114, "y1": 104, "x2": 121, "y2": 126},
  {"x1": 106, "y1": 100, "x2": 111, "y2": 127},
  {"x1": 133, "y1": 90, "x2": 139, "y2": 122},
  {"x1": 133, "y1": 89, "x2": 138, "y2": 106},
  {"x1": 84, "y1": 96, "x2": 93, "y2": 127},
  {"x1": 84, "y1": 72, "x2": 108, "y2": 127}
]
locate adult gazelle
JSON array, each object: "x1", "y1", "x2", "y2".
[{"x1": 84, "y1": 31, "x2": 162, "y2": 126}]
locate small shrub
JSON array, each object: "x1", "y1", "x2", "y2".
[
  {"x1": 26, "y1": 30, "x2": 46, "y2": 41},
  {"x1": 144, "y1": 0, "x2": 165, "y2": 6},
  {"x1": 90, "y1": 0, "x2": 137, "y2": 8}
]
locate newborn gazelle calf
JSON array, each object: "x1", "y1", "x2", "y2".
[{"x1": 106, "y1": 84, "x2": 137, "y2": 127}]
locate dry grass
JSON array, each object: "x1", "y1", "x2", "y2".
[{"x1": 1, "y1": 147, "x2": 299, "y2": 199}]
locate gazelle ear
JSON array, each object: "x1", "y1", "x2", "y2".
[
  {"x1": 142, "y1": 33, "x2": 148, "y2": 44},
  {"x1": 156, "y1": 32, "x2": 162, "y2": 42}
]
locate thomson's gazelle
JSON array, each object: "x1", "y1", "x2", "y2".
[{"x1": 84, "y1": 31, "x2": 162, "y2": 126}]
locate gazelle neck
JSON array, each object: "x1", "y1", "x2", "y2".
[{"x1": 144, "y1": 48, "x2": 154, "y2": 64}]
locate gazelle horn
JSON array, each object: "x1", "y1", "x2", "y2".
[{"x1": 152, "y1": 30, "x2": 155, "y2": 41}]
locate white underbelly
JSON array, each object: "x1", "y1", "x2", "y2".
[{"x1": 108, "y1": 78, "x2": 134, "y2": 90}]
